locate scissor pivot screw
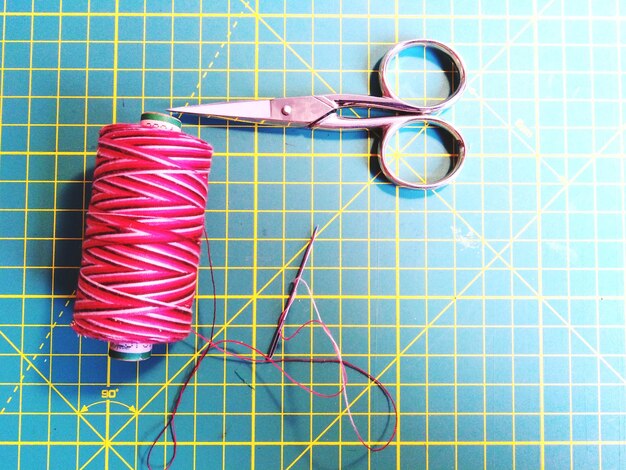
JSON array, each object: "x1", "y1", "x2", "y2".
[{"x1": 281, "y1": 105, "x2": 292, "y2": 116}]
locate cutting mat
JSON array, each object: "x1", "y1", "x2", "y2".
[{"x1": 1, "y1": 0, "x2": 626, "y2": 469}]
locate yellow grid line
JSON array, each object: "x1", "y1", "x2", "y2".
[
  {"x1": 559, "y1": 4, "x2": 575, "y2": 469},
  {"x1": 250, "y1": 0, "x2": 259, "y2": 466},
  {"x1": 366, "y1": 2, "x2": 372, "y2": 467},
  {"x1": 134, "y1": 3, "x2": 147, "y2": 466},
  {"x1": 5, "y1": 10, "x2": 626, "y2": 20},
  {"x1": 222, "y1": 0, "x2": 232, "y2": 464},
  {"x1": 192, "y1": 2, "x2": 202, "y2": 467},
  {"x1": 17, "y1": 3, "x2": 37, "y2": 467},
  {"x1": 47, "y1": 1, "x2": 63, "y2": 462},
  {"x1": 76, "y1": 0, "x2": 91, "y2": 465},
  {"x1": 478, "y1": 2, "x2": 487, "y2": 466},
  {"x1": 618, "y1": 1, "x2": 626, "y2": 469},
  {"x1": 505, "y1": 2, "x2": 516, "y2": 468},
  {"x1": 309, "y1": 1, "x2": 315, "y2": 466},
  {"x1": 450, "y1": 3, "x2": 460, "y2": 466},
  {"x1": 421, "y1": 8, "x2": 431, "y2": 467},
  {"x1": 0, "y1": 0, "x2": 10, "y2": 431},
  {"x1": 586, "y1": 0, "x2": 602, "y2": 466},
  {"x1": 392, "y1": 4, "x2": 402, "y2": 470},
  {"x1": 337, "y1": 1, "x2": 344, "y2": 465},
  {"x1": 531, "y1": 2, "x2": 547, "y2": 466},
  {"x1": 279, "y1": 3, "x2": 287, "y2": 466}
]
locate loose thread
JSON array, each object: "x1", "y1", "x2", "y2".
[
  {"x1": 147, "y1": 232, "x2": 397, "y2": 469},
  {"x1": 146, "y1": 229, "x2": 218, "y2": 470}
]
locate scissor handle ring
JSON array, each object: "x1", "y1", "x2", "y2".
[
  {"x1": 378, "y1": 116, "x2": 466, "y2": 190},
  {"x1": 378, "y1": 39, "x2": 467, "y2": 115}
]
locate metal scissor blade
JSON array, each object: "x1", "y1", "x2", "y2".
[
  {"x1": 168, "y1": 100, "x2": 273, "y2": 123},
  {"x1": 168, "y1": 96, "x2": 338, "y2": 126}
]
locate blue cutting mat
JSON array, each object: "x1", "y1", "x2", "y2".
[{"x1": 1, "y1": 0, "x2": 626, "y2": 468}]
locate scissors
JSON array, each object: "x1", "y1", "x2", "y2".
[{"x1": 169, "y1": 39, "x2": 467, "y2": 190}]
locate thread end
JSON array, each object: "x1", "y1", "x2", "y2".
[{"x1": 109, "y1": 343, "x2": 153, "y2": 361}]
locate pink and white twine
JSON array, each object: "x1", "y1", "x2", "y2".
[{"x1": 72, "y1": 123, "x2": 213, "y2": 345}]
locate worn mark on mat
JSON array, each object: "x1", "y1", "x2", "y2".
[
  {"x1": 546, "y1": 241, "x2": 578, "y2": 263},
  {"x1": 453, "y1": 226, "x2": 480, "y2": 249},
  {"x1": 514, "y1": 118, "x2": 533, "y2": 138}
]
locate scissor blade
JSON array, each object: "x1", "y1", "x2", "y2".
[
  {"x1": 168, "y1": 96, "x2": 338, "y2": 126},
  {"x1": 168, "y1": 100, "x2": 273, "y2": 123}
]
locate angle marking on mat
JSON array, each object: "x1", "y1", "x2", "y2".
[{"x1": 0, "y1": 297, "x2": 71, "y2": 415}]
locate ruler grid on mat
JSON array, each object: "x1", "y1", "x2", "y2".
[{"x1": 0, "y1": 0, "x2": 625, "y2": 469}]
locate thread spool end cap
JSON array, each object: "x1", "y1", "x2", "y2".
[
  {"x1": 140, "y1": 112, "x2": 182, "y2": 132},
  {"x1": 109, "y1": 343, "x2": 152, "y2": 361}
]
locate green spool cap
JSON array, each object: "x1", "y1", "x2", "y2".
[
  {"x1": 140, "y1": 112, "x2": 182, "y2": 132},
  {"x1": 109, "y1": 343, "x2": 153, "y2": 361}
]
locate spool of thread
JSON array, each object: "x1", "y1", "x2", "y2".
[{"x1": 71, "y1": 112, "x2": 213, "y2": 361}]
